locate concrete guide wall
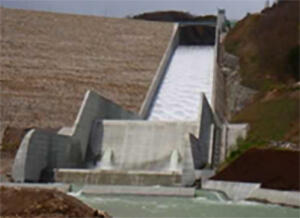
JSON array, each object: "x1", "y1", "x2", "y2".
[
  {"x1": 12, "y1": 129, "x2": 82, "y2": 182},
  {"x1": 81, "y1": 185, "x2": 195, "y2": 197},
  {"x1": 202, "y1": 180, "x2": 261, "y2": 201},
  {"x1": 12, "y1": 90, "x2": 140, "y2": 182},
  {"x1": 70, "y1": 90, "x2": 140, "y2": 161},
  {"x1": 55, "y1": 169, "x2": 182, "y2": 186},
  {"x1": 139, "y1": 24, "x2": 179, "y2": 118}
]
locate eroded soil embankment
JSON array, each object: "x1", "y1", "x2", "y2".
[
  {"x1": 212, "y1": 148, "x2": 300, "y2": 191},
  {"x1": 0, "y1": 186, "x2": 111, "y2": 218}
]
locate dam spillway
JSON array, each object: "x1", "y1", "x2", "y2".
[
  {"x1": 148, "y1": 46, "x2": 214, "y2": 121},
  {"x1": 12, "y1": 10, "x2": 231, "y2": 187}
]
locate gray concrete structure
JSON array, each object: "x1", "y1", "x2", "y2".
[
  {"x1": 55, "y1": 93, "x2": 221, "y2": 186},
  {"x1": 12, "y1": 10, "x2": 248, "y2": 189},
  {"x1": 81, "y1": 185, "x2": 195, "y2": 197},
  {"x1": 68, "y1": 90, "x2": 140, "y2": 160},
  {"x1": 202, "y1": 180, "x2": 261, "y2": 201},
  {"x1": 0, "y1": 182, "x2": 71, "y2": 193},
  {"x1": 202, "y1": 180, "x2": 300, "y2": 207},
  {"x1": 12, "y1": 129, "x2": 82, "y2": 182},
  {"x1": 224, "y1": 123, "x2": 249, "y2": 157},
  {"x1": 55, "y1": 169, "x2": 182, "y2": 186},
  {"x1": 12, "y1": 91, "x2": 140, "y2": 182},
  {"x1": 139, "y1": 24, "x2": 179, "y2": 119},
  {"x1": 249, "y1": 188, "x2": 300, "y2": 207},
  {"x1": 56, "y1": 119, "x2": 199, "y2": 186}
]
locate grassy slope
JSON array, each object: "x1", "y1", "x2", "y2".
[{"x1": 223, "y1": 0, "x2": 300, "y2": 163}]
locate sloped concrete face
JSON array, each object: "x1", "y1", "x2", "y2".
[
  {"x1": 202, "y1": 180, "x2": 261, "y2": 201},
  {"x1": 70, "y1": 90, "x2": 141, "y2": 162}
]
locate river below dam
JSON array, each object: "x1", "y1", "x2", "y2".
[{"x1": 75, "y1": 193, "x2": 299, "y2": 218}]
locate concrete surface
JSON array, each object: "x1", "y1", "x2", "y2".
[
  {"x1": 202, "y1": 180, "x2": 261, "y2": 201},
  {"x1": 248, "y1": 188, "x2": 300, "y2": 207},
  {"x1": 81, "y1": 185, "x2": 195, "y2": 197},
  {"x1": 197, "y1": 94, "x2": 222, "y2": 168},
  {"x1": 225, "y1": 123, "x2": 249, "y2": 156},
  {"x1": 70, "y1": 90, "x2": 140, "y2": 161},
  {"x1": 99, "y1": 120, "x2": 197, "y2": 172},
  {"x1": 12, "y1": 129, "x2": 82, "y2": 182},
  {"x1": 12, "y1": 90, "x2": 140, "y2": 182},
  {"x1": 0, "y1": 182, "x2": 71, "y2": 193},
  {"x1": 55, "y1": 169, "x2": 182, "y2": 186},
  {"x1": 139, "y1": 24, "x2": 179, "y2": 119}
]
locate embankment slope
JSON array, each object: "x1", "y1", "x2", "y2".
[{"x1": 0, "y1": 7, "x2": 173, "y2": 132}]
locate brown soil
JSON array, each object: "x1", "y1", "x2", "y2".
[
  {"x1": 0, "y1": 7, "x2": 173, "y2": 133},
  {"x1": 212, "y1": 148, "x2": 300, "y2": 191},
  {"x1": 224, "y1": 0, "x2": 299, "y2": 89},
  {"x1": 0, "y1": 186, "x2": 111, "y2": 218}
]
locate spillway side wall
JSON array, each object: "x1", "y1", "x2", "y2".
[
  {"x1": 71, "y1": 90, "x2": 140, "y2": 161},
  {"x1": 196, "y1": 94, "x2": 223, "y2": 168},
  {"x1": 210, "y1": 10, "x2": 228, "y2": 164},
  {"x1": 139, "y1": 24, "x2": 180, "y2": 118},
  {"x1": 12, "y1": 129, "x2": 83, "y2": 182},
  {"x1": 12, "y1": 90, "x2": 140, "y2": 182},
  {"x1": 211, "y1": 10, "x2": 227, "y2": 122}
]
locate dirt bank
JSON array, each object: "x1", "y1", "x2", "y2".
[
  {"x1": 0, "y1": 7, "x2": 173, "y2": 133},
  {"x1": 0, "y1": 186, "x2": 111, "y2": 218},
  {"x1": 212, "y1": 148, "x2": 300, "y2": 191}
]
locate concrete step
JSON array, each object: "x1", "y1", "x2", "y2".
[{"x1": 81, "y1": 185, "x2": 195, "y2": 197}]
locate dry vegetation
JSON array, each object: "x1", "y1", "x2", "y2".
[
  {"x1": 221, "y1": 0, "x2": 299, "y2": 166},
  {"x1": 0, "y1": 7, "x2": 174, "y2": 133},
  {"x1": 224, "y1": 0, "x2": 299, "y2": 89}
]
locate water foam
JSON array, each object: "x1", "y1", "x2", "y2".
[{"x1": 148, "y1": 46, "x2": 214, "y2": 121}]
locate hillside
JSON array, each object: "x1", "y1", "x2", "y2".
[
  {"x1": 219, "y1": 0, "x2": 299, "y2": 166},
  {"x1": 0, "y1": 7, "x2": 174, "y2": 134},
  {"x1": 224, "y1": 0, "x2": 299, "y2": 89}
]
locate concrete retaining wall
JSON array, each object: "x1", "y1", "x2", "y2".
[
  {"x1": 139, "y1": 24, "x2": 179, "y2": 118},
  {"x1": 211, "y1": 10, "x2": 227, "y2": 121},
  {"x1": 12, "y1": 129, "x2": 82, "y2": 182},
  {"x1": 70, "y1": 90, "x2": 140, "y2": 161},
  {"x1": 81, "y1": 185, "x2": 195, "y2": 197},
  {"x1": 196, "y1": 94, "x2": 222, "y2": 168},
  {"x1": 224, "y1": 123, "x2": 249, "y2": 157},
  {"x1": 12, "y1": 90, "x2": 139, "y2": 182},
  {"x1": 55, "y1": 169, "x2": 182, "y2": 186},
  {"x1": 0, "y1": 182, "x2": 70, "y2": 193},
  {"x1": 202, "y1": 180, "x2": 261, "y2": 201},
  {"x1": 249, "y1": 188, "x2": 300, "y2": 207},
  {"x1": 203, "y1": 180, "x2": 300, "y2": 207},
  {"x1": 99, "y1": 120, "x2": 197, "y2": 172},
  {"x1": 55, "y1": 119, "x2": 202, "y2": 186}
]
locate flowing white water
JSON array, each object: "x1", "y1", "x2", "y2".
[{"x1": 148, "y1": 46, "x2": 214, "y2": 121}]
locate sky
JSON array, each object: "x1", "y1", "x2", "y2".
[{"x1": 1, "y1": 0, "x2": 275, "y2": 20}]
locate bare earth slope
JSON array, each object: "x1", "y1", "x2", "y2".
[
  {"x1": 0, "y1": 186, "x2": 111, "y2": 217},
  {"x1": 0, "y1": 7, "x2": 173, "y2": 131}
]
